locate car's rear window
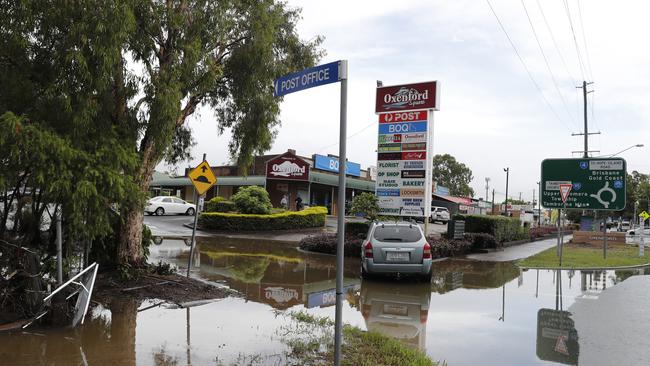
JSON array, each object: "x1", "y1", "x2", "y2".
[{"x1": 373, "y1": 226, "x2": 422, "y2": 242}]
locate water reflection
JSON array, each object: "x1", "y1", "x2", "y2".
[{"x1": 360, "y1": 280, "x2": 431, "y2": 352}]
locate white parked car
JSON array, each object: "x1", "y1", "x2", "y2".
[
  {"x1": 626, "y1": 227, "x2": 650, "y2": 244},
  {"x1": 145, "y1": 196, "x2": 196, "y2": 216},
  {"x1": 429, "y1": 206, "x2": 450, "y2": 224}
]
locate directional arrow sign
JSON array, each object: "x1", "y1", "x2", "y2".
[
  {"x1": 541, "y1": 158, "x2": 626, "y2": 210},
  {"x1": 188, "y1": 161, "x2": 216, "y2": 195}
]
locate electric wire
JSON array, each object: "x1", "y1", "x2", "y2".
[
  {"x1": 535, "y1": 0, "x2": 578, "y2": 91},
  {"x1": 315, "y1": 120, "x2": 376, "y2": 154},
  {"x1": 485, "y1": 0, "x2": 573, "y2": 133},
  {"x1": 563, "y1": 0, "x2": 587, "y2": 80},
  {"x1": 521, "y1": 0, "x2": 579, "y2": 131},
  {"x1": 576, "y1": 0, "x2": 594, "y2": 80}
]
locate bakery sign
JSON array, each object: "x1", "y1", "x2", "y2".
[
  {"x1": 375, "y1": 81, "x2": 439, "y2": 113},
  {"x1": 266, "y1": 152, "x2": 310, "y2": 180}
]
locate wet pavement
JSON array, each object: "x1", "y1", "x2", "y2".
[
  {"x1": 466, "y1": 235, "x2": 573, "y2": 262},
  {"x1": 2, "y1": 235, "x2": 650, "y2": 365}
]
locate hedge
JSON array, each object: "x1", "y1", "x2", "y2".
[
  {"x1": 199, "y1": 206, "x2": 327, "y2": 231},
  {"x1": 345, "y1": 221, "x2": 371, "y2": 238},
  {"x1": 454, "y1": 214, "x2": 529, "y2": 243},
  {"x1": 204, "y1": 196, "x2": 237, "y2": 213}
]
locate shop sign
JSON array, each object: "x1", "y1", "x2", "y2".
[
  {"x1": 313, "y1": 154, "x2": 361, "y2": 177},
  {"x1": 401, "y1": 170, "x2": 426, "y2": 178},
  {"x1": 266, "y1": 152, "x2": 310, "y2": 180},
  {"x1": 377, "y1": 143, "x2": 402, "y2": 152},
  {"x1": 377, "y1": 160, "x2": 425, "y2": 170},
  {"x1": 378, "y1": 121, "x2": 427, "y2": 134},
  {"x1": 378, "y1": 134, "x2": 402, "y2": 144},
  {"x1": 401, "y1": 142, "x2": 426, "y2": 151},
  {"x1": 402, "y1": 132, "x2": 427, "y2": 143},
  {"x1": 402, "y1": 151, "x2": 426, "y2": 160},
  {"x1": 378, "y1": 152, "x2": 402, "y2": 161},
  {"x1": 378, "y1": 110, "x2": 428, "y2": 123},
  {"x1": 375, "y1": 81, "x2": 439, "y2": 113}
]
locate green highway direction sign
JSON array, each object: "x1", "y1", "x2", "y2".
[{"x1": 541, "y1": 158, "x2": 626, "y2": 210}]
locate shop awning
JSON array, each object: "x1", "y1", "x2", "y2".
[
  {"x1": 151, "y1": 172, "x2": 266, "y2": 187},
  {"x1": 309, "y1": 171, "x2": 375, "y2": 191}
]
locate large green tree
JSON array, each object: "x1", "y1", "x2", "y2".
[
  {"x1": 431, "y1": 154, "x2": 474, "y2": 197},
  {"x1": 1, "y1": 0, "x2": 322, "y2": 267}
]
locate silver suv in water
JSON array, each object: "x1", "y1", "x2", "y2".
[{"x1": 361, "y1": 222, "x2": 433, "y2": 281}]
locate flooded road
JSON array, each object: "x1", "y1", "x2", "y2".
[{"x1": 2, "y1": 236, "x2": 650, "y2": 365}]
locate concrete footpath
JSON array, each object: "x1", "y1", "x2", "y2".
[{"x1": 465, "y1": 235, "x2": 572, "y2": 262}]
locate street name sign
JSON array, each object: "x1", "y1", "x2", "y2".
[
  {"x1": 273, "y1": 61, "x2": 343, "y2": 97},
  {"x1": 189, "y1": 161, "x2": 216, "y2": 195},
  {"x1": 541, "y1": 158, "x2": 626, "y2": 210}
]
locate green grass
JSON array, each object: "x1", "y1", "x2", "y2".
[
  {"x1": 280, "y1": 311, "x2": 442, "y2": 366},
  {"x1": 519, "y1": 244, "x2": 650, "y2": 269}
]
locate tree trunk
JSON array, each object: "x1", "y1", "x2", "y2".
[{"x1": 117, "y1": 140, "x2": 158, "y2": 266}]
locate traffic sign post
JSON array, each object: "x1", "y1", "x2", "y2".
[
  {"x1": 273, "y1": 61, "x2": 348, "y2": 366},
  {"x1": 186, "y1": 155, "x2": 215, "y2": 277},
  {"x1": 639, "y1": 212, "x2": 648, "y2": 257},
  {"x1": 557, "y1": 184, "x2": 572, "y2": 267}
]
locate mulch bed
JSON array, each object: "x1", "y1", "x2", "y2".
[{"x1": 92, "y1": 271, "x2": 236, "y2": 308}]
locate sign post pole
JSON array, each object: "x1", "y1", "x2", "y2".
[
  {"x1": 558, "y1": 184, "x2": 572, "y2": 267},
  {"x1": 603, "y1": 216, "x2": 608, "y2": 260},
  {"x1": 186, "y1": 153, "x2": 215, "y2": 278},
  {"x1": 333, "y1": 61, "x2": 348, "y2": 366}
]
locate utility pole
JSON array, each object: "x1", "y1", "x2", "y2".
[
  {"x1": 485, "y1": 177, "x2": 490, "y2": 202},
  {"x1": 519, "y1": 192, "x2": 522, "y2": 202},
  {"x1": 503, "y1": 167, "x2": 510, "y2": 216},
  {"x1": 492, "y1": 189, "x2": 495, "y2": 215},
  {"x1": 572, "y1": 81, "x2": 599, "y2": 157}
]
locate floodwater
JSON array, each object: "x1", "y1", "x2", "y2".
[{"x1": 2, "y1": 236, "x2": 650, "y2": 365}]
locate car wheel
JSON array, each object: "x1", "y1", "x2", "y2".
[
  {"x1": 155, "y1": 207, "x2": 165, "y2": 216},
  {"x1": 186, "y1": 207, "x2": 196, "y2": 216},
  {"x1": 145, "y1": 211, "x2": 152, "y2": 216}
]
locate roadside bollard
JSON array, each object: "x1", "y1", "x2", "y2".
[{"x1": 638, "y1": 233, "x2": 644, "y2": 257}]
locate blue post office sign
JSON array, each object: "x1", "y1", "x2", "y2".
[{"x1": 273, "y1": 61, "x2": 343, "y2": 97}]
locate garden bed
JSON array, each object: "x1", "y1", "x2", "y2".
[{"x1": 199, "y1": 206, "x2": 327, "y2": 231}]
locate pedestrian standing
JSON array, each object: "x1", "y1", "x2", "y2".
[{"x1": 280, "y1": 194, "x2": 288, "y2": 210}]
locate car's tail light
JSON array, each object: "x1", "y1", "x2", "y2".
[
  {"x1": 364, "y1": 241, "x2": 373, "y2": 258},
  {"x1": 423, "y1": 242, "x2": 431, "y2": 259}
]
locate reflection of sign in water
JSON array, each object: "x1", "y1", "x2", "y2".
[
  {"x1": 536, "y1": 309, "x2": 579, "y2": 364},
  {"x1": 263, "y1": 286, "x2": 301, "y2": 305},
  {"x1": 307, "y1": 284, "x2": 360, "y2": 308}
]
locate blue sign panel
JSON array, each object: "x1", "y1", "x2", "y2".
[
  {"x1": 378, "y1": 121, "x2": 427, "y2": 135},
  {"x1": 377, "y1": 189, "x2": 400, "y2": 197},
  {"x1": 435, "y1": 185, "x2": 450, "y2": 196},
  {"x1": 313, "y1": 154, "x2": 361, "y2": 177},
  {"x1": 273, "y1": 61, "x2": 341, "y2": 97}
]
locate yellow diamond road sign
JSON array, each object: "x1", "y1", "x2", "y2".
[
  {"x1": 189, "y1": 161, "x2": 216, "y2": 195},
  {"x1": 640, "y1": 211, "x2": 650, "y2": 221}
]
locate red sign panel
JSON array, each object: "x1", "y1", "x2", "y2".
[
  {"x1": 379, "y1": 110, "x2": 428, "y2": 123},
  {"x1": 266, "y1": 152, "x2": 310, "y2": 180},
  {"x1": 376, "y1": 81, "x2": 438, "y2": 113},
  {"x1": 402, "y1": 151, "x2": 426, "y2": 160}
]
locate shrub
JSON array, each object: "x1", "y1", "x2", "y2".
[
  {"x1": 199, "y1": 206, "x2": 327, "y2": 231},
  {"x1": 426, "y1": 236, "x2": 472, "y2": 258},
  {"x1": 204, "y1": 196, "x2": 237, "y2": 213},
  {"x1": 345, "y1": 221, "x2": 370, "y2": 238},
  {"x1": 455, "y1": 214, "x2": 524, "y2": 243},
  {"x1": 464, "y1": 232, "x2": 500, "y2": 250},
  {"x1": 298, "y1": 233, "x2": 362, "y2": 257},
  {"x1": 232, "y1": 186, "x2": 272, "y2": 214},
  {"x1": 349, "y1": 192, "x2": 379, "y2": 221}
]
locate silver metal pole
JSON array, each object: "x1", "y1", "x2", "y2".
[
  {"x1": 333, "y1": 62, "x2": 348, "y2": 366},
  {"x1": 56, "y1": 211, "x2": 63, "y2": 285},
  {"x1": 187, "y1": 188, "x2": 199, "y2": 277},
  {"x1": 187, "y1": 153, "x2": 206, "y2": 277}
]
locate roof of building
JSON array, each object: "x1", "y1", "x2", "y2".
[{"x1": 432, "y1": 194, "x2": 474, "y2": 205}]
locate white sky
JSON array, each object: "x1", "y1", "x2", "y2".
[{"x1": 178, "y1": 0, "x2": 650, "y2": 202}]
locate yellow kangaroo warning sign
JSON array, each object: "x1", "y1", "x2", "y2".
[{"x1": 188, "y1": 161, "x2": 216, "y2": 195}]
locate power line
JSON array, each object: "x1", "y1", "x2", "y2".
[
  {"x1": 521, "y1": 0, "x2": 579, "y2": 131},
  {"x1": 535, "y1": 0, "x2": 578, "y2": 90},
  {"x1": 315, "y1": 120, "x2": 375, "y2": 153},
  {"x1": 563, "y1": 0, "x2": 587, "y2": 80},
  {"x1": 576, "y1": 0, "x2": 594, "y2": 80},
  {"x1": 485, "y1": 0, "x2": 573, "y2": 133}
]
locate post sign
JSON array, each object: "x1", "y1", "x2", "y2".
[
  {"x1": 541, "y1": 158, "x2": 626, "y2": 210},
  {"x1": 375, "y1": 81, "x2": 439, "y2": 113},
  {"x1": 266, "y1": 152, "x2": 310, "y2": 181},
  {"x1": 375, "y1": 108, "x2": 434, "y2": 217},
  {"x1": 188, "y1": 161, "x2": 217, "y2": 195},
  {"x1": 273, "y1": 61, "x2": 342, "y2": 97}
]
